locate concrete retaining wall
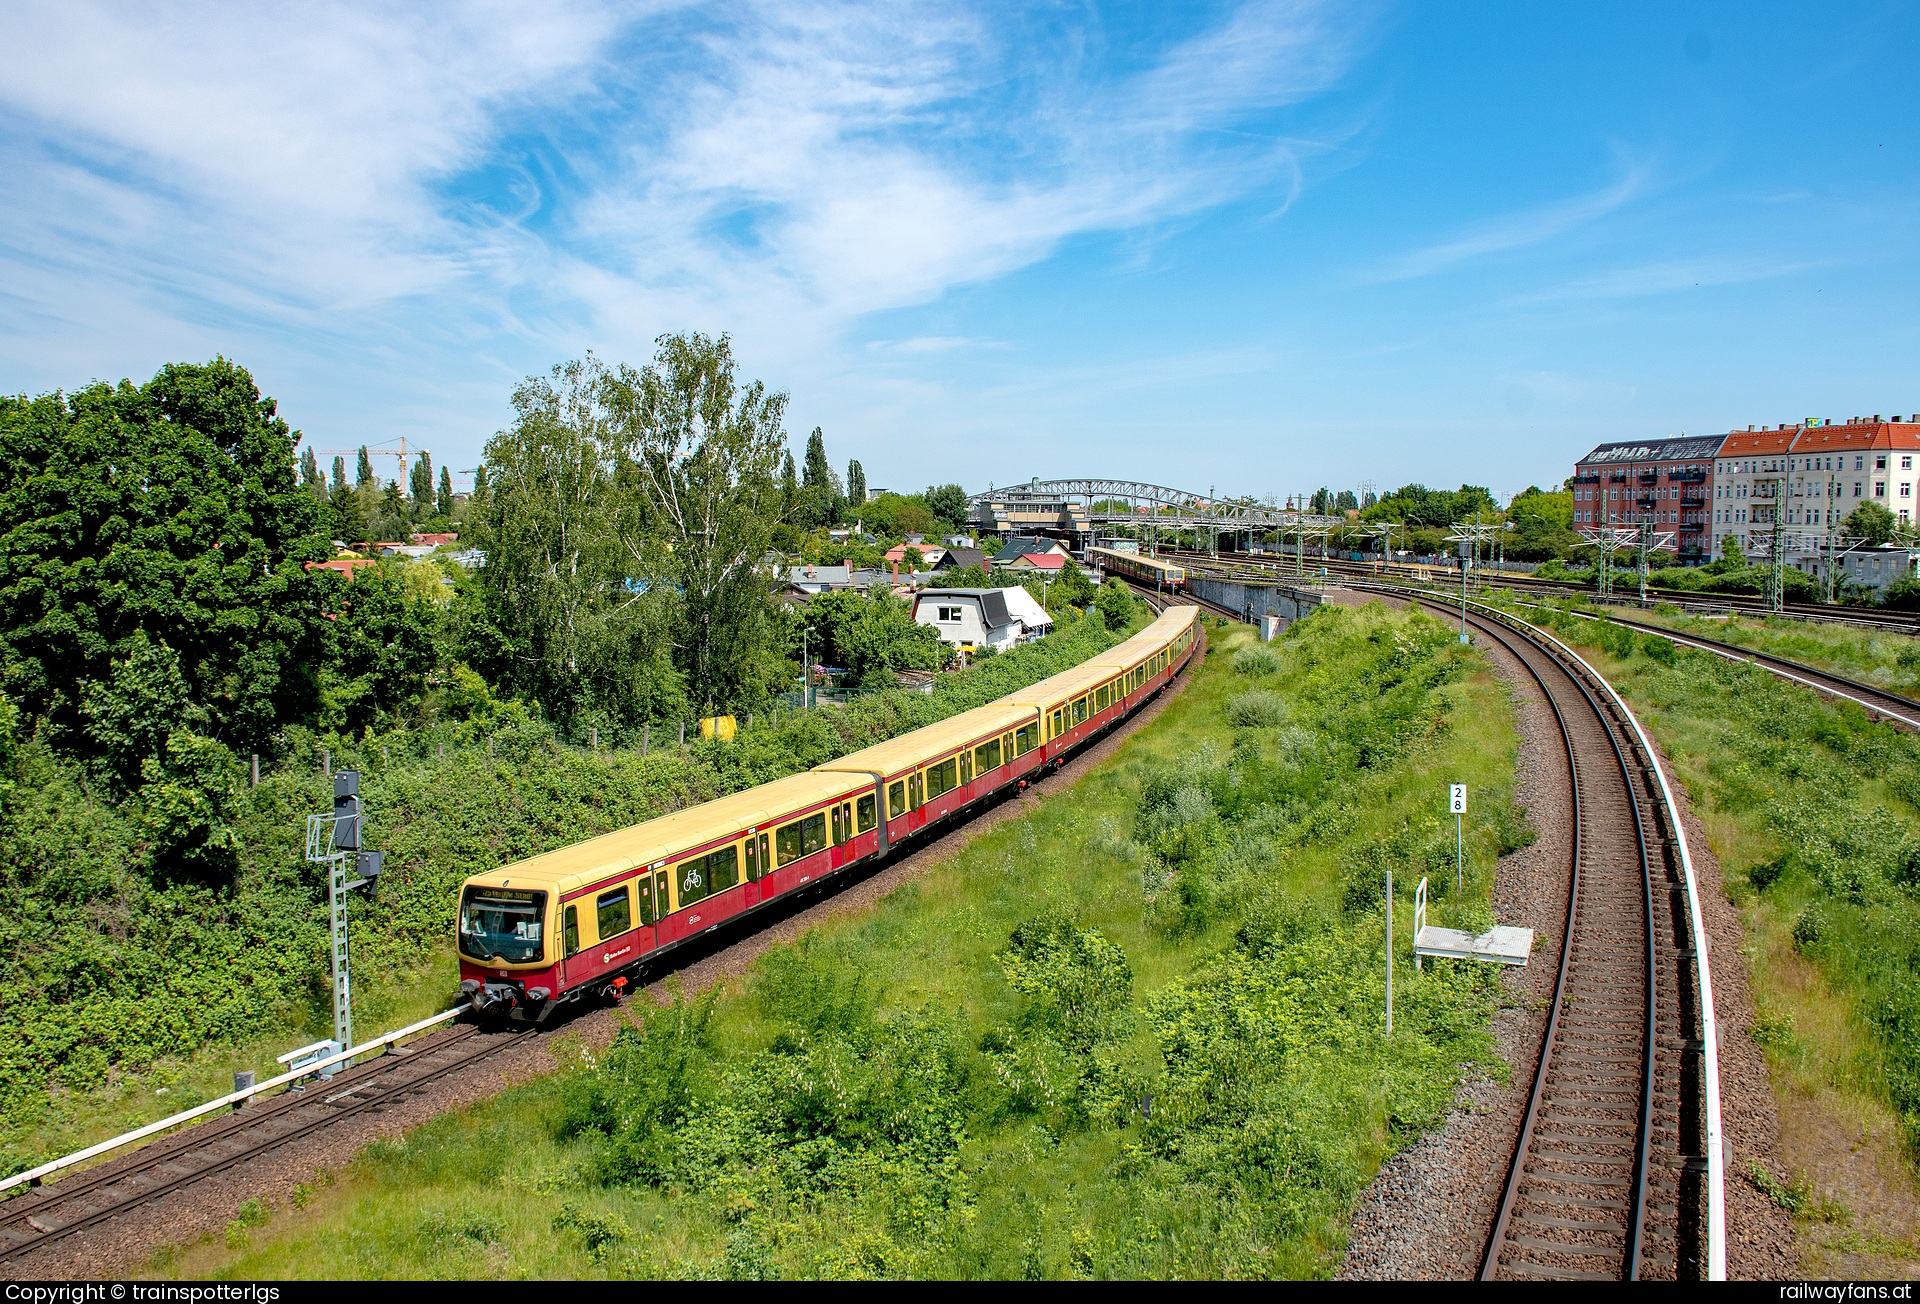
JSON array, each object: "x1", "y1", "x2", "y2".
[{"x1": 1186, "y1": 574, "x2": 1323, "y2": 629}]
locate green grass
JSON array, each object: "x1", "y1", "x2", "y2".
[
  {"x1": 168, "y1": 603, "x2": 1527, "y2": 1280},
  {"x1": 1557, "y1": 594, "x2": 1920, "y2": 700}
]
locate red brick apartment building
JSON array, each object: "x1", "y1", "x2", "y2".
[
  {"x1": 1577, "y1": 415, "x2": 1920, "y2": 566},
  {"x1": 1569, "y1": 435, "x2": 1722, "y2": 563}
]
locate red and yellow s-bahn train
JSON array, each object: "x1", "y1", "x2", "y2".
[
  {"x1": 1087, "y1": 545, "x2": 1185, "y2": 590},
  {"x1": 456, "y1": 603, "x2": 1201, "y2": 1019}
]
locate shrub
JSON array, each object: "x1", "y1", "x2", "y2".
[
  {"x1": 1226, "y1": 689, "x2": 1288, "y2": 727},
  {"x1": 1230, "y1": 644, "x2": 1282, "y2": 676}
]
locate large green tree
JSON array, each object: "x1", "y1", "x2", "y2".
[
  {"x1": 471, "y1": 356, "x2": 682, "y2": 728},
  {"x1": 1847, "y1": 500, "x2": 1897, "y2": 545},
  {"x1": 847, "y1": 459, "x2": 867, "y2": 511},
  {"x1": 605, "y1": 332, "x2": 790, "y2": 714},
  {"x1": 925, "y1": 482, "x2": 969, "y2": 530},
  {"x1": 0, "y1": 359, "x2": 336, "y2": 760}
]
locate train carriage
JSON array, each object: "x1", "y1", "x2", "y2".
[
  {"x1": 1088, "y1": 545, "x2": 1185, "y2": 590},
  {"x1": 457, "y1": 604, "x2": 1202, "y2": 1020}
]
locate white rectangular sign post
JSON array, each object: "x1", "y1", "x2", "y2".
[{"x1": 1450, "y1": 784, "x2": 1467, "y2": 891}]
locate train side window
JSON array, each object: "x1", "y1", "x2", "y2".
[
  {"x1": 1014, "y1": 723, "x2": 1037, "y2": 755},
  {"x1": 888, "y1": 780, "x2": 906, "y2": 818},
  {"x1": 1071, "y1": 697, "x2": 1089, "y2": 725},
  {"x1": 597, "y1": 886, "x2": 631, "y2": 939},
  {"x1": 710, "y1": 845, "x2": 740, "y2": 891},
  {"x1": 1050, "y1": 708, "x2": 1063, "y2": 737},
  {"x1": 1094, "y1": 685, "x2": 1107, "y2": 712},
  {"x1": 856, "y1": 793, "x2": 876, "y2": 832},
  {"x1": 975, "y1": 737, "x2": 1001, "y2": 771},
  {"x1": 563, "y1": 904, "x2": 580, "y2": 957},
  {"x1": 776, "y1": 812, "x2": 828, "y2": 865},
  {"x1": 927, "y1": 757, "x2": 959, "y2": 798},
  {"x1": 675, "y1": 846, "x2": 736, "y2": 905}
]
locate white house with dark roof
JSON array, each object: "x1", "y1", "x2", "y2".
[{"x1": 911, "y1": 587, "x2": 1053, "y2": 651}]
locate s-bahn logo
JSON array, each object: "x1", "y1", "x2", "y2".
[{"x1": 603, "y1": 945, "x2": 632, "y2": 964}]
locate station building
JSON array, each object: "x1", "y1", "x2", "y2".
[{"x1": 1569, "y1": 435, "x2": 1722, "y2": 564}]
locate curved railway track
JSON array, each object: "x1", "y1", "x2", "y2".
[
  {"x1": 1375, "y1": 587, "x2": 1715, "y2": 1280},
  {"x1": 0, "y1": 1023, "x2": 538, "y2": 1264}
]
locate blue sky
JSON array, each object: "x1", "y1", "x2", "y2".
[{"x1": 2, "y1": 1, "x2": 1915, "y2": 503}]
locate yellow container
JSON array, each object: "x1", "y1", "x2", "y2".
[{"x1": 699, "y1": 715, "x2": 737, "y2": 741}]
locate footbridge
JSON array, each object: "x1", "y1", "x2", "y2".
[{"x1": 967, "y1": 478, "x2": 1344, "y2": 546}]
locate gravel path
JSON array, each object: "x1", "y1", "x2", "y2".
[
  {"x1": 1334, "y1": 592, "x2": 1794, "y2": 1280},
  {"x1": 14, "y1": 626, "x2": 1207, "y2": 1281}
]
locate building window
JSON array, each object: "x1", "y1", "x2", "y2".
[
  {"x1": 1856, "y1": 483, "x2": 1863, "y2": 497},
  {"x1": 937, "y1": 606, "x2": 962, "y2": 623},
  {"x1": 1907, "y1": 457, "x2": 1916, "y2": 471},
  {"x1": 1905, "y1": 484, "x2": 1913, "y2": 498},
  {"x1": 1878, "y1": 482, "x2": 1887, "y2": 497}
]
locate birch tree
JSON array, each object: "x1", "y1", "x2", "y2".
[{"x1": 603, "y1": 332, "x2": 787, "y2": 715}]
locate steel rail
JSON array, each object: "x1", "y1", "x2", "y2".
[
  {"x1": 1557, "y1": 607, "x2": 1920, "y2": 731},
  {"x1": 1390, "y1": 593, "x2": 1659, "y2": 1280},
  {"x1": 0, "y1": 1005, "x2": 468, "y2": 1197},
  {"x1": 0, "y1": 1025, "x2": 537, "y2": 1263},
  {"x1": 1445, "y1": 590, "x2": 1726, "y2": 1280},
  {"x1": 1517, "y1": 606, "x2": 1726, "y2": 1280}
]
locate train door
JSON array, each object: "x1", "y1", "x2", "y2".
[
  {"x1": 635, "y1": 875, "x2": 658, "y2": 952},
  {"x1": 909, "y1": 771, "x2": 925, "y2": 831},
  {"x1": 830, "y1": 800, "x2": 854, "y2": 866},
  {"x1": 559, "y1": 901, "x2": 581, "y2": 986},
  {"x1": 744, "y1": 831, "x2": 771, "y2": 901}
]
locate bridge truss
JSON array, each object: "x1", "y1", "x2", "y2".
[{"x1": 968, "y1": 478, "x2": 1344, "y2": 546}]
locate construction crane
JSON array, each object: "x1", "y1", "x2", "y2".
[{"x1": 322, "y1": 436, "x2": 431, "y2": 487}]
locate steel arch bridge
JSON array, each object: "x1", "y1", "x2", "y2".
[{"x1": 966, "y1": 478, "x2": 1344, "y2": 539}]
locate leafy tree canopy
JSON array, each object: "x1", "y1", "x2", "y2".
[
  {"x1": 804, "y1": 589, "x2": 943, "y2": 687},
  {"x1": 1847, "y1": 500, "x2": 1897, "y2": 546},
  {"x1": 0, "y1": 358, "x2": 336, "y2": 760}
]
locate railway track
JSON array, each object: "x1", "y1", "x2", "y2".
[
  {"x1": 1375, "y1": 586, "x2": 1717, "y2": 1280},
  {"x1": 0, "y1": 1023, "x2": 536, "y2": 1264},
  {"x1": 1176, "y1": 547, "x2": 1920, "y2": 637}
]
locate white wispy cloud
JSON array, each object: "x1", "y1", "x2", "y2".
[
  {"x1": 1501, "y1": 254, "x2": 1826, "y2": 306},
  {"x1": 1361, "y1": 162, "x2": 1650, "y2": 283},
  {"x1": 0, "y1": 0, "x2": 1376, "y2": 463}
]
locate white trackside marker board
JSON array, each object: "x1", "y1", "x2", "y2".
[{"x1": 1450, "y1": 783, "x2": 1467, "y2": 814}]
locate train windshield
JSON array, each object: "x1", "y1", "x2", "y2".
[{"x1": 459, "y1": 887, "x2": 547, "y2": 964}]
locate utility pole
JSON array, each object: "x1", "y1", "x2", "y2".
[
  {"x1": 305, "y1": 772, "x2": 383, "y2": 1051},
  {"x1": 1769, "y1": 470, "x2": 1787, "y2": 615}
]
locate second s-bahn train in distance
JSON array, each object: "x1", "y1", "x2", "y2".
[
  {"x1": 1088, "y1": 545, "x2": 1186, "y2": 590},
  {"x1": 456, "y1": 604, "x2": 1202, "y2": 1020}
]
